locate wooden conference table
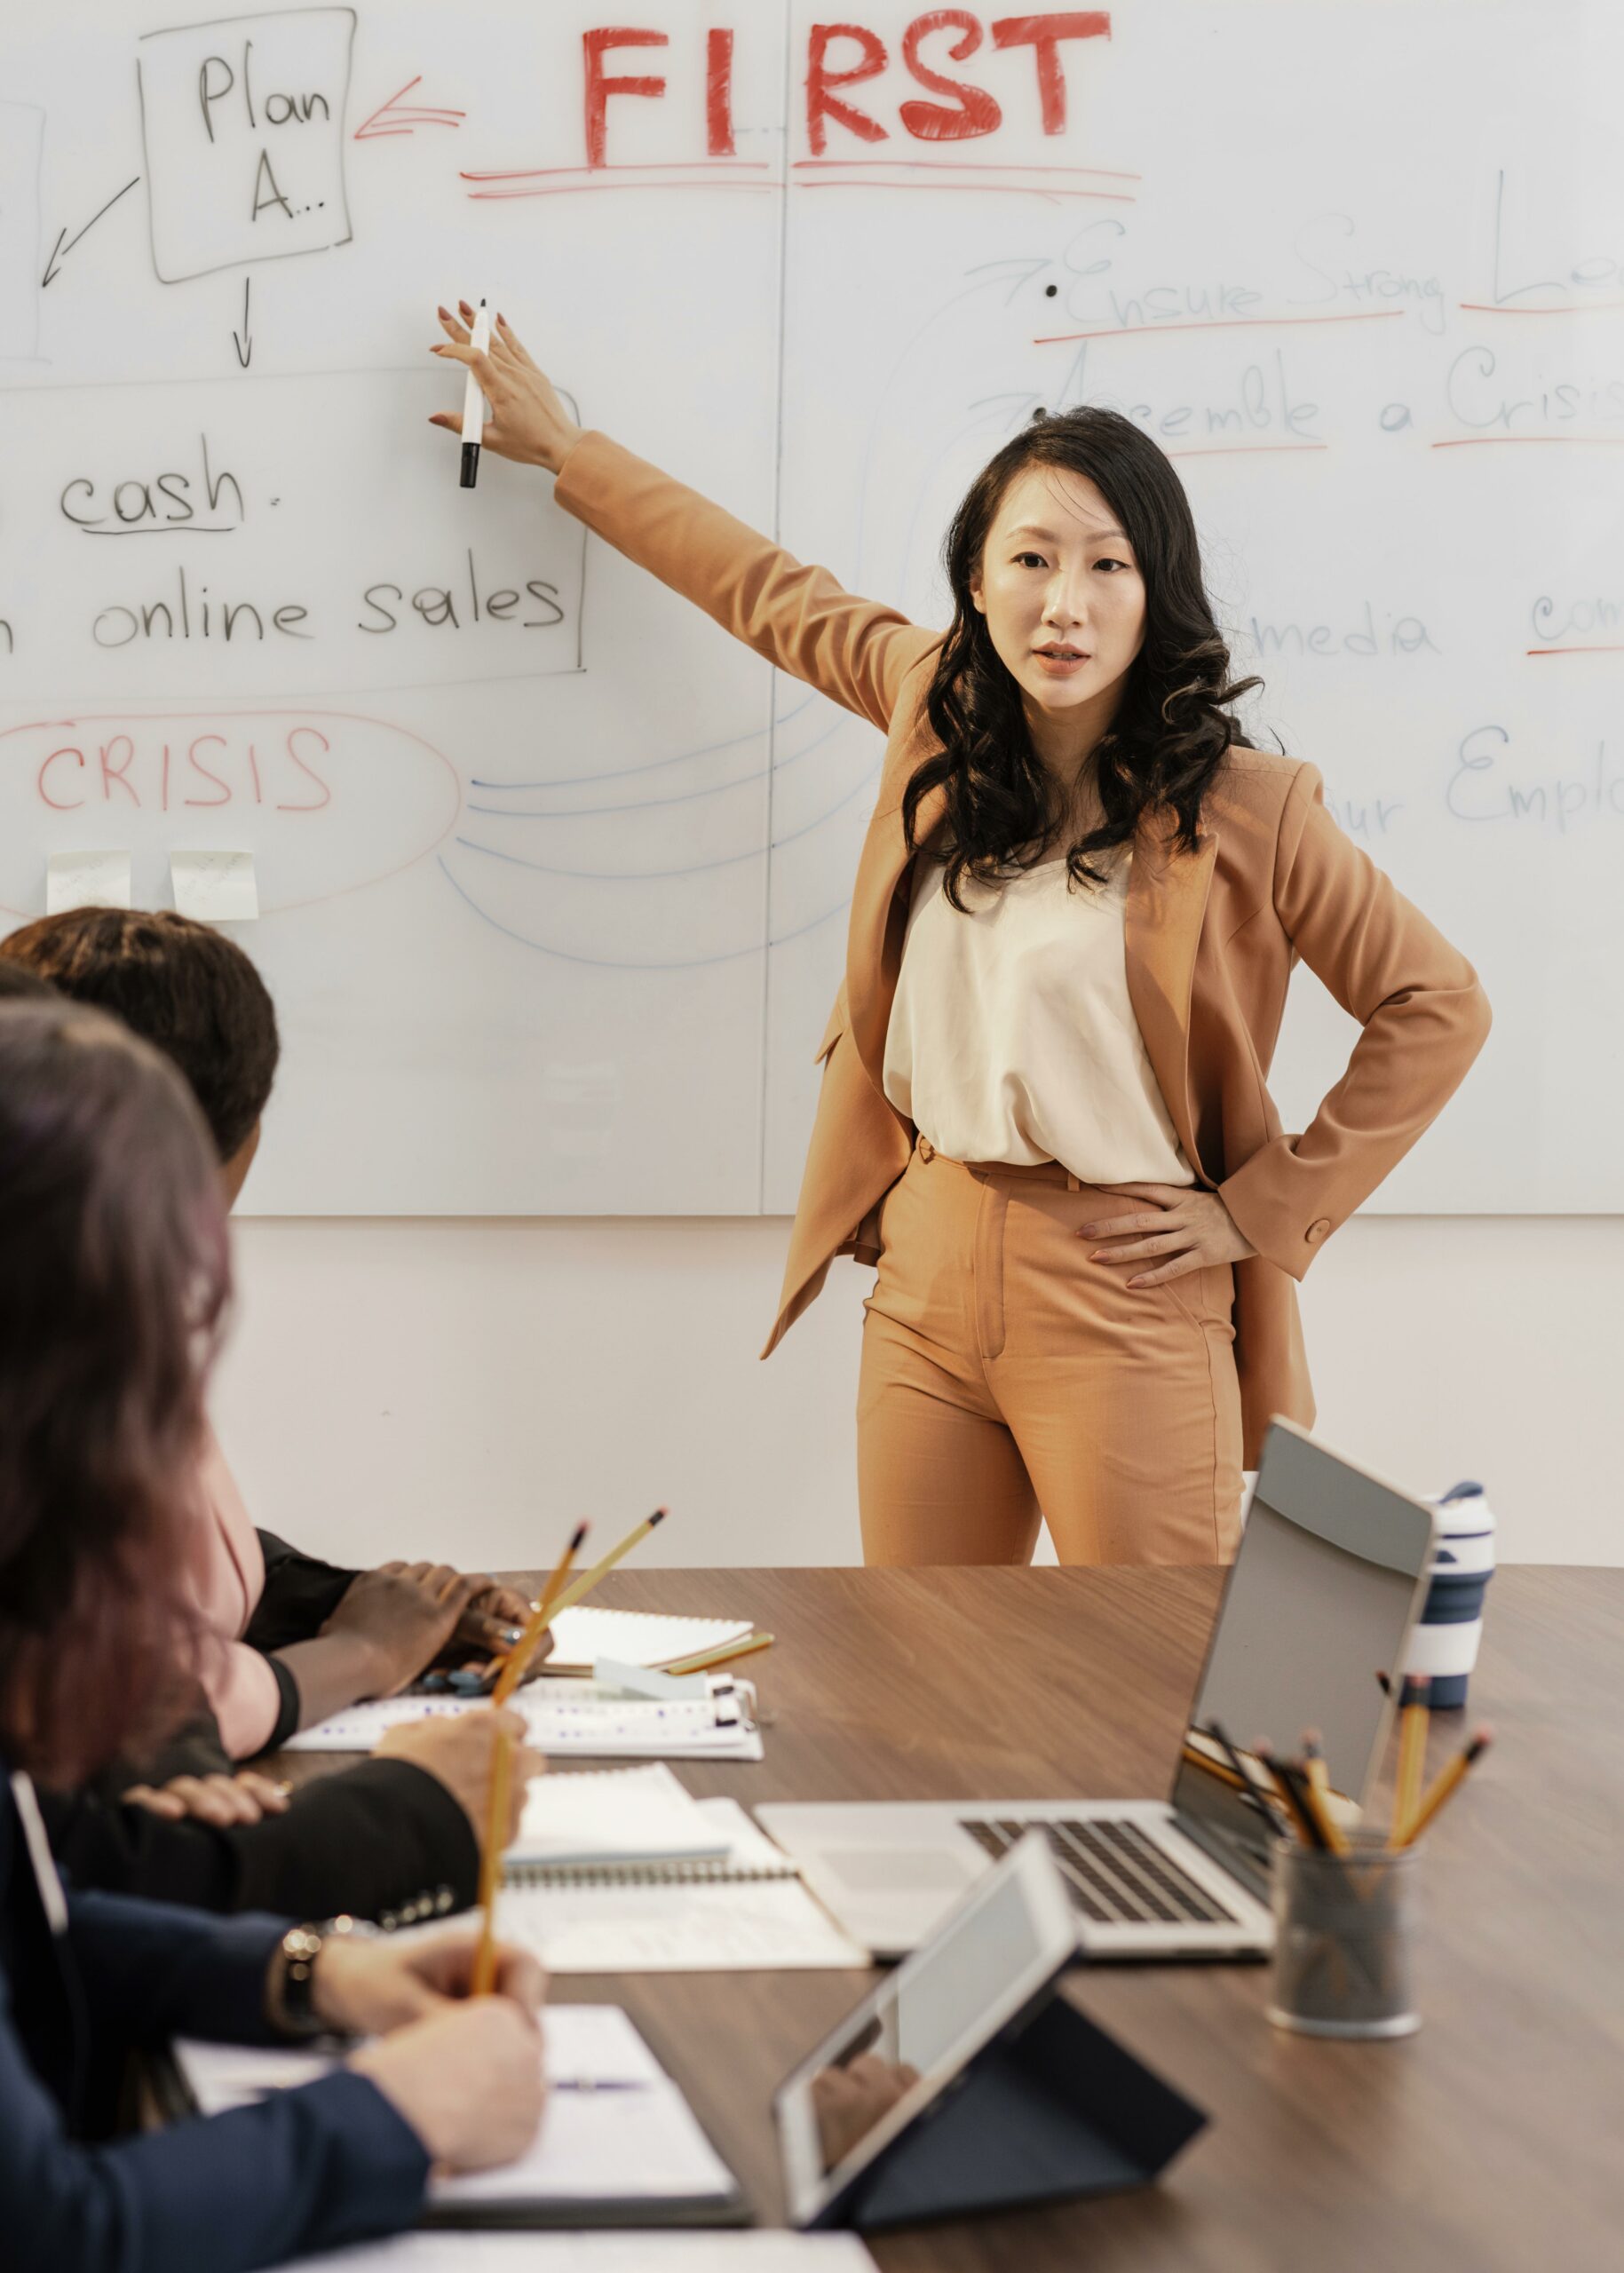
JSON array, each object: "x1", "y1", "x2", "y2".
[{"x1": 280, "y1": 1565, "x2": 1623, "y2": 2271}]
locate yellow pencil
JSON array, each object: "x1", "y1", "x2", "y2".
[
  {"x1": 1400, "y1": 1728, "x2": 1493, "y2": 1848},
  {"x1": 471, "y1": 1521, "x2": 588, "y2": 1997},
  {"x1": 469, "y1": 1730, "x2": 514, "y2": 2000},
  {"x1": 662, "y1": 1631, "x2": 774, "y2": 1678},
  {"x1": 536, "y1": 1507, "x2": 669, "y2": 1626},
  {"x1": 1293, "y1": 1764, "x2": 1351, "y2": 1857},
  {"x1": 493, "y1": 1521, "x2": 590, "y2": 1707},
  {"x1": 1389, "y1": 1675, "x2": 1431, "y2": 1849}
]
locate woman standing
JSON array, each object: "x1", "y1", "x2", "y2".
[{"x1": 432, "y1": 305, "x2": 1490, "y2": 1568}]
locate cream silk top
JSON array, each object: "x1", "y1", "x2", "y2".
[{"x1": 883, "y1": 849, "x2": 1195, "y2": 1186}]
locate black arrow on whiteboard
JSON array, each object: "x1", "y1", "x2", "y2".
[
  {"x1": 41, "y1": 177, "x2": 141, "y2": 287},
  {"x1": 232, "y1": 277, "x2": 253, "y2": 368}
]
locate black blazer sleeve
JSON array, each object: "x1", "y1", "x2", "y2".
[
  {"x1": 245, "y1": 1530, "x2": 360, "y2": 1650},
  {"x1": 40, "y1": 1761, "x2": 479, "y2": 1925}
]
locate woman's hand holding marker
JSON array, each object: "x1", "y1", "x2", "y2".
[
  {"x1": 430, "y1": 302, "x2": 582, "y2": 475},
  {"x1": 1081, "y1": 1183, "x2": 1257, "y2": 1289}
]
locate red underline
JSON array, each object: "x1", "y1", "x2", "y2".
[
  {"x1": 791, "y1": 157, "x2": 1139, "y2": 179},
  {"x1": 799, "y1": 179, "x2": 1131, "y2": 199},
  {"x1": 461, "y1": 162, "x2": 772, "y2": 181},
  {"x1": 465, "y1": 177, "x2": 1130, "y2": 202},
  {"x1": 1035, "y1": 312, "x2": 1404, "y2": 343},
  {"x1": 1431, "y1": 435, "x2": 1624, "y2": 448},
  {"x1": 1526, "y1": 645, "x2": 1624, "y2": 655},
  {"x1": 1458, "y1": 299, "x2": 1624, "y2": 316},
  {"x1": 466, "y1": 180, "x2": 773, "y2": 198}
]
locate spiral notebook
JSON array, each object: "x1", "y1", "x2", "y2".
[
  {"x1": 510, "y1": 1765, "x2": 729, "y2": 1868},
  {"x1": 544, "y1": 1608, "x2": 755, "y2": 1675},
  {"x1": 503, "y1": 1799, "x2": 870, "y2": 1973},
  {"x1": 174, "y1": 2005, "x2": 746, "y2": 2229}
]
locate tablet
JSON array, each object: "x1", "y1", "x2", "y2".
[{"x1": 775, "y1": 1833, "x2": 1080, "y2": 2229}]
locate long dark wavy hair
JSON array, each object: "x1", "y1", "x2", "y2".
[
  {"x1": 903, "y1": 405, "x2": 1264, "y2": 907},
  {"x1": 0, "y1": 1001, "x2": 231, "y2": 1783}
]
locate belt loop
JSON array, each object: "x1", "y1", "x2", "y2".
[{"x1": 1066, "y1": 1169, "x2": 1081, "y2": 1191}]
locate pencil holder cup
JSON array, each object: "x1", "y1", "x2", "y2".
[{"x1": 1266, "y1": 1835, "x2": 1420, "y2": 2039}]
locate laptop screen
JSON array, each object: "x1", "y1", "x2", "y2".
[{"x1": 1168, "y1": 1422, "x2": 1437, "y2": 1892}]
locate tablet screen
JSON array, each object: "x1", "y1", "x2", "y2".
[{"x1": 775, "y1": 1836, "x2": 1078, "y2": 2227}]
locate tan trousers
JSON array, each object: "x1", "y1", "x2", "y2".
[{"x1": 857, "y1": 1136, "x2": 1244, "y2": 1567}]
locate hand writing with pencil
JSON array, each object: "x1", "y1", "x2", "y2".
[{"x1": 332, "y1": 1931, "x2": 549, "y2": 2174}]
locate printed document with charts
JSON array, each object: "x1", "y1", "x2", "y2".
[{"x1": 284, "y1": 1673, "x2": 762, "y2": 1762}]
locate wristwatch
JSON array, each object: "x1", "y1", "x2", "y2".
[{"x1": 267, "y1": 1913, "x2": 375, "y2": 2039}]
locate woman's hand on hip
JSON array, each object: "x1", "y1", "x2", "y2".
[
  {"x1": 429, "y1": 301, "x2": 583, "y2": 473},
  {"x1": 1081, "y1": 1183, "x2": 1256, "y2": 1287}
]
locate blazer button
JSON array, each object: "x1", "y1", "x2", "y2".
[{"x1": 1306, "y1": 1218, "x2": 1331, "y2": 1245}]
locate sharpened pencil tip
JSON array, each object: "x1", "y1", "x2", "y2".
[
  {"x1": 567, "y1": 1521, "x2": 589, "y2": 1550},
  {"x1": 648, "y1": 1507, "x2": 668, "y2": 1527}
]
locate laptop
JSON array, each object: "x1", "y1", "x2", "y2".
[{"x1": 758, "y1": 1420, "x2": 1438, "y2": 1961}]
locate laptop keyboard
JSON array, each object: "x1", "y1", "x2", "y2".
[{"x1": 959, "y1": 1817, "x2": 1240, "y2": 1928}]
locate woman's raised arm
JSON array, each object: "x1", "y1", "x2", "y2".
[{"x1": 430, "y1": 304, "x2": 939, "y2": 732}]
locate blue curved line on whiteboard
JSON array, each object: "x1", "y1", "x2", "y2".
[
  {"x1": 852, "y1": 258, "x2": 1051, "y2": 582},
  {"x1": 437, "y1": 853, "x2": 851, "y2": 969},
  {"x1": 468, "y1": 690, "x2": 820, "y2": 792},
  {"x1": 451, "y1": 760, "x2": 882, "y2": 883},
  {"x1": 893, "y1": 393, "x2": 1043, "y2": 609},
  {"x1": 464, "y1": 717, "x2": 850, "y2": 822},
  {"x1": 456, "y1": 834, "x2": 762, "y2": 882}
]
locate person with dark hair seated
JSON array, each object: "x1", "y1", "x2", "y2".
[
  {"x1": 0, "y1": 958, "x2": 57, "y2": 1001},
  {"x1": 1, "y1": 909, "x2": 538, "y2": 1813},
  {"x1": 0, "y1": 918, "x2": 541, "y2": 1922},
  {"x1": 0, "y1": 995, "x2": 549, "y2": 2272}
]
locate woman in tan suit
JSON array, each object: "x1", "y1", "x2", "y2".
[{"x1": 432, "y1": 305, "x2": 1491, "y2": 1571}]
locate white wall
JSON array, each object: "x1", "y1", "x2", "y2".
[{"x1": 212, "y1": 1216, "x2": 1621, "y2": 1573}]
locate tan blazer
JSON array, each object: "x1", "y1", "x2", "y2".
[{"x1": 554, "y1": 433, "x2": 1493, "y2": 1465}]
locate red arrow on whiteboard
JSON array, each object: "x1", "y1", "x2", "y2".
[{"x1": 353, "y1": 75, "x2": 466, "y2": 141}]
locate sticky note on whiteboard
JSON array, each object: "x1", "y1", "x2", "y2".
[
  {"x1": 171, "y1": 850, "x2": 258, "y2": 923},
  {"x1": 46, "y1": 850, "x2": 131, "y2": 915}
]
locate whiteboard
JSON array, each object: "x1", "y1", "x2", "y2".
[{"x1": 1, "y1": 1, "x2": 1619, "y2": 1215}]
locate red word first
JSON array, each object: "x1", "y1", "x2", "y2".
[{"x1": 582, "y1": 12, "x2": 1110, "y2": 166}]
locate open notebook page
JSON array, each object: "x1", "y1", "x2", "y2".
[
  {"x1": 176, "y1": 2006, "x2": 739, "y2": 2214},
  {"x1": 501, "y1": 1802, "x2": 870, "y2": 1974},
  {"x1": 509, "y1": 1764, "x2": 730, "y2": 1866},
  {"x1": 543, "y1": 1608, "x2": 755, "y2": 1672},
  {"x1": 284, "y1": 2237, "x2": 877, "y2": 2270}
]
